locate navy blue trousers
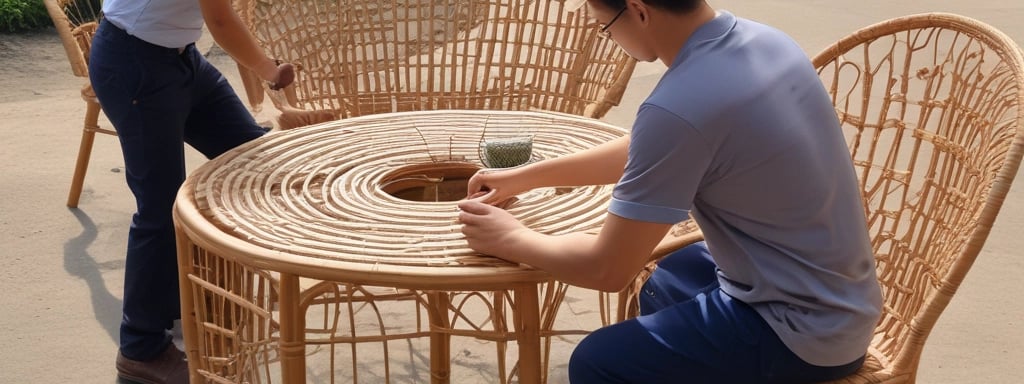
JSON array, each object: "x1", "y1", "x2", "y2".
[
  {"x1": 568, "y1": 242, "x2": 864, "y2": 383},
  {"x1": 88, "y1": 19, "x2": 267, "y2": 360}
]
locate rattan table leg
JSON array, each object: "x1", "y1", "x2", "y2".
[
  {"x1": 278, "y1": 274, "x2": 306, "y2": 383},
  {"x1": 174, "y1": 227, "x2": 203, "y2": 384},
  {"x1": 514, "y1": 286, "x2": 542, "y2": 384},
  {"x1": 427, "y1": 292, "x2": 452, "y2": 384}
]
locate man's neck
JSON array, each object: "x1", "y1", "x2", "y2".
[{"x1": 651, "y1": 5, "x2": 718, "y2": 66}]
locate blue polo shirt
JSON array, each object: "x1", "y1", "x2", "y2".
[{"x1": 608, "y1": 11, "x2": 882, "y2": 367}]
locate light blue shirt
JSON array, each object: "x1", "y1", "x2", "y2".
[
  {"x1": 609, "y1": 11, "x2": 883, "y2": 366},
  {"x1": 102, "y1": 0, "x2": 204, "y2": 49}
]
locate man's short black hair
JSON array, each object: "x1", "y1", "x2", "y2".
[{"x1": 594, "y1": 0, "x2": 704, "y2": 14}]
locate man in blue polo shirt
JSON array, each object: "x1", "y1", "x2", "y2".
[{"x1": 457, "y1": 0, "x2": 882, "y2": 382}]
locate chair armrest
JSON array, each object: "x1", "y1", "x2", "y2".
[
  {"x1": 650, "y1": 219, "x2": 703, "y2": 262},
  {"x1": 236, "y1": 62, "x2": 265, "y2": 113},
  {"x1": 236, "y1": 62, "x2": 337, "y2": 130},
  {"x1": 615, "y1": 219, "x2": 703, "y2": 322}
]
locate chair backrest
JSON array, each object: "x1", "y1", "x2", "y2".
[
  {"x1": 43, "y1": 0, "x2": 102, "y2": 78},
  {"x1": 233, "y1": 0, "x2": 636, "y2": 128},
  {"x1": 813, "y1": 13, "x2": 1024, "y2": 379}
]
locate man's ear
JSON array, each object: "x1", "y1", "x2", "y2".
[{"x1": 627, "y1": 0, "x2": 648, "y2": 24}]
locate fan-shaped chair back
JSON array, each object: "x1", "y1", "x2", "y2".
[
  {"x1": 813, "y1": 13, "x2": 1024, "y2": 382},
  {"x1": 233, "y1": 0, "x2": 636, "y2": 129}
]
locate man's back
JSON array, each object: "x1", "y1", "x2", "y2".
[{"x1": 614, "y1": 11, "x2": 883, "y2": 367}]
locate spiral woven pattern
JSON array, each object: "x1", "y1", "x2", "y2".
[{"x1": 188, "y1": 110, "x2": 626, "y2": 273}]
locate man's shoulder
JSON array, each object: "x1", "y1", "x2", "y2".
[{"x1": 641, "y1": 58, "x2": 738, "y2": 129}]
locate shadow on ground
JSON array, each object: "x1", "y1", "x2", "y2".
[{"x1": 65, "y1": 208, "x2": 124, "y2": 345}]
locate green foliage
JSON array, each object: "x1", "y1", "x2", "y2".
[{"x1": 0, "y1": 0, "x2": 52, "y2": 33}]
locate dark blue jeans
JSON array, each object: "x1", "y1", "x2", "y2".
[
  {"x1": 88, "y1": 19, "x2": 267, "y2": 361},
  {"x1": 568, "y1": 242, "x2": 864, "y2": 383}
]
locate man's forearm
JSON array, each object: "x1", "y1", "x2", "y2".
[
  {"x1": 495, "y1": 231, "x2": 614, "y2": 289},
  {"x1": 524, "y1": 135, "x2": 629, "y2": 188},
  {"x1": 199, "y1": 0, "x2": 277, "y2": 81}
]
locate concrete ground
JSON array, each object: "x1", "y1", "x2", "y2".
[{"x1": 1, "y1": 1, "x2": 1022, "y2": 382}]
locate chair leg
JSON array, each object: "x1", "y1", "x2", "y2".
[
  {"x1": 67, "y1": 100, "x2": 102, "y2": 208},
  {"x1": 616, "y1": 288, "x2": 638, "y2": 323}
]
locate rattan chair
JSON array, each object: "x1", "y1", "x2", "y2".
[
  {"x1": 814, "y1": 12, "x2": 1024, "y2": 383},
  {"x1": 43, "y1": 0, "x2": 113, "y2": 208},
  {"x1": 232, "y1": 0, "x2": 636, "y2": 129},
  {"x1": 620, "y1": 12, "x2": 1024, "y2": 383}
]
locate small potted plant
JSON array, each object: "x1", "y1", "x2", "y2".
[{"x1": 479, "y1": 135, "x2": 534, "y2": 168}]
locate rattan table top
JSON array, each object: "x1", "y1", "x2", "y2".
[{"x1": 173, "y1": 109, "x2": 628, "y2": 288}]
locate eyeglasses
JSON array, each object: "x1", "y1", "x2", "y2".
[{"x1": 598, "y1": 6, "x2": 627, "y2": 39}]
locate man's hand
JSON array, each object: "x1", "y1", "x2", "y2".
[
  {"x1": 457, "y1": 200, "x2": 530, "y2": 257},
  {"x1": 268, "y1": 61, "x2": 295, "y2": 90},
  {"x1": 464, "y1": 167, "x2": 531, "y2": 207}
]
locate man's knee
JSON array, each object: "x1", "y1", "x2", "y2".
[{"x1": 568, "y1": 327, "x2": 620, "y2": 383}]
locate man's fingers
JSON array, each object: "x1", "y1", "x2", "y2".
[
  {"x1": 466, "y1": 189, "x2": 496, "y2": 203},
  {"x1": 458, "y1": 200, "x2": 500, "y2": 227},
  {"x1": 457, "y1": 199, "x2": 490, "y2": 215},
  {"x1": 270, "y1": 63, "x2": 295, "y2": 90}
]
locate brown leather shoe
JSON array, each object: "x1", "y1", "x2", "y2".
[{"x1": 116, "y1": 344, "x2": 189, "y2": 384}]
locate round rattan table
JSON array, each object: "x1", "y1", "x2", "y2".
[{"x1": 173, "y1": 110, "x2": 628, "y2": 384}]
